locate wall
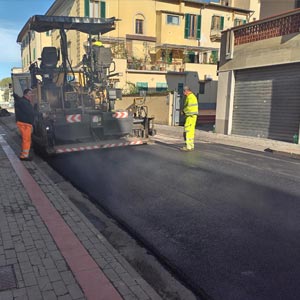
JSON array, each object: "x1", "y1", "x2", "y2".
[
  {"x1": 215, "y1": 70, "x2": 234, "y2": 134},
  {"x1": 220, "y1": 32, "x2": 300, "y2": 72},
  {"x1": 115, "y1": 94, "x2": 169, "y2": 124},
  {"x1": 260, "y1": 0, "x2": 296, "y2": 19}
]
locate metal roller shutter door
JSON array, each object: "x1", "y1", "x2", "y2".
[{"x1": 232, "y1": 63, "x2": 300, "y2": 142}]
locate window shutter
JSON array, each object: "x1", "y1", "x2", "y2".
[
  {"x1": 211, "y1": 50, "x2": 218, "y2": 63},
  {"x1": 101, "y1": 1, "x2": 106, "y2": 18},
  {"x1": 84, "y1": 0, "x2": 90, "y2": 17},
  {"x1": 220, "y1": 16, "x2": 224, "y2": 30},
  {"x1": 243, "y1": 19, "x2": 247, "y2": 24},
  {"x1": 196, "y1": 15, "x2": 201, "y2": 39},
  {"x1": 184, "y1": 14, "x2": 190, "y2": 39},
  {"x1": 211, "y1": 16, "x2": 215, "y2": 30}
]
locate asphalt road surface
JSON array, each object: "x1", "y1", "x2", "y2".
[{"x1": 47, "y1": 140, "x2": 300, "y2": 300}]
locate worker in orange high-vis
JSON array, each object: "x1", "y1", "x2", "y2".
[
  {"x1": 181, "y1": 86, "x2": 199, "y2": 151},
  {"x1": 14, "y1": 89, "x2": 34, "y2": 161}
]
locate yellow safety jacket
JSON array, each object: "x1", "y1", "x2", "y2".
[
  {"x1": 92, "y1": 41, "x2": 103, "y2": 47},
  {"x1": 183, "y1": 92, "x2": 198, "y2": 116}
]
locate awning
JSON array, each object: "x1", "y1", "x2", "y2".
[{"x1": 17, "y1": 15, "x2": 116, "y2": 42}]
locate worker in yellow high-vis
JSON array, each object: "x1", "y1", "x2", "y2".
[
  {"x1": 181, "y1": 86, "x2": 198, "y2": 151},
  {"x1": 91, "y1": 38, "x2": 103, "y2": 47}
]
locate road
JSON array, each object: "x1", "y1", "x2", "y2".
[{"x1": 47, "y1": 138, "x2": 300, "y2": 300}]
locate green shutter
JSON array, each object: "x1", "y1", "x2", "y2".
[
  {"x1": 211, "y1": 50, "x2": 218, "y2": 64},
  {"x1": 211, "y1": 16, "x2": 215, "y2": 30},
  {"x1": 84, "y1": 0, "x2": 90, "y2": 17},
  {"x1": 243, "y1": 19, "x2": 247, "y2": 24},
  {"x1": 184, "y1": 14, "x2": 190, "y2": 39},
  {"x1": 101, "y1": 1, "x2": 106, "y2": 18},
  {"x1": 196, "y1": 15, "x2": 201, "y2": 39},
  {"x1": 33, "y1": 48, "x2": 36, "y2": 60},
  {"x1": 220, "y1": 16, "x2": 224, "y2": 30}
]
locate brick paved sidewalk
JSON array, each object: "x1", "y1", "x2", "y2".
[{"x1": 0, "y1": 133, "x2": 161, "y2": 300}]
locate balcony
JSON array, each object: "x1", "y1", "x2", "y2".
[
  {"x1": 234, "y1": 10, "x2": 300, "y2": 46},
  {"x1": 210, "y1": 29, "x2": 222, "y2": 41}
]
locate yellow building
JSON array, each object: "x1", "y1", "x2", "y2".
[
  {"x1": 17, "y1": 30, "x2": 52, "y2": 72},
  {"x1": 17, "y1": 0, "x2": 261, "y2": 109}
]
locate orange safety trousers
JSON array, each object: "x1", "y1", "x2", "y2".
[{"x1": 17, "y1": 121, "x2": 32, "y2": 158}]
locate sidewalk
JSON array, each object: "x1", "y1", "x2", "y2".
[
  {"x1": 0, "y1": 128, "x2": 161, "y2": 299},
  {"x1": 155, "y1": 124, "x2": 300, "y2": 159}
]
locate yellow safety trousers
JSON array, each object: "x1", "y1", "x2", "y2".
[{"x1": 184, "y1": 115, "x2": 197, "y2": 150}]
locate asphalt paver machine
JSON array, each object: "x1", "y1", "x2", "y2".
[{"x1": 15, "y1": 15, "x2": 155, "y2": 155}]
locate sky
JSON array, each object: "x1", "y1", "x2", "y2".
[{"x1": 0, "y1": 0, "x2": 54, "y2": 80}]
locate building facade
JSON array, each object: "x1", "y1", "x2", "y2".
[
  {"x1": 216, "y1": 8, "x2": 300, "y2": 143},
  {"x1": 260, "y1": 0, "x2": 300, "y2": 19},
  {"x1": 17, "y1": 0, "x2": 261, "y2": 117}
]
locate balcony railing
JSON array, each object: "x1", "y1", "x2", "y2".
[
  {"x1": 126, "y1": 61, "x2": 217, "y2": 72},
  {"x1": 234, "y1": 10, "x2": 300, "y2": 46}
]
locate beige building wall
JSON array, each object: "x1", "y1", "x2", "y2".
[
  {"x1": 232, "y1": 0, "x2": 261, "y2": 20},
  {"x1": 260, "y1": 0, "x2": 296, "y2": 19},
  {"x1": 20, "y1": 32, "x2": 52, "y2": 71},
  {"x1": 115, "y1": 94, "x2": 169, "y2": 125},
  {"x1": 217, "y1": 0, "x2": 260, "y2": 21}
]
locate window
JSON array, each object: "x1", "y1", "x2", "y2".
[
  {"x1": 85, "y1": 0, "x2": 106, "y2": 18},
  {"x1": 234, "y1": 18, "x2": 246, "y2": 27},
  {"x1": 199, "y1": 82, "x2": 205, "y2": 94},
  {"x1": 156, "y1": 82, "x2": 168, "y2": 92},
  {"x1": 46, "y1": 30, "x2": 51, "y2": 36},
  {"x1": 136, "y1": 82, "x2": 148, "y2": 91},
  {"x1": 185, "y1": 14, "x2": 201, "y2": 39},
  {"x1": 296, "y1": 0, "x2": 300, "y2": 8},
  {"x1": 135, "y1": 19, "x2": 144, "y2": 34},
  {"x1": 211, "y1": 15, "x2": 224, "y2": 31},
  {"x1": 167, "y1": 15, "x2": 179, "y2": 25}
]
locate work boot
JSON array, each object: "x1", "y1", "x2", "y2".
[
  {"x1": 180, "y1": 146, "x2": 193, "y2": 152},
  {"x1": 19, "y1": 156, "x2": 33, "y2": 161}
]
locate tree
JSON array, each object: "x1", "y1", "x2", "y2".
[{"x1": 0, "y1": 77, "x2": 12, "y2": 88}]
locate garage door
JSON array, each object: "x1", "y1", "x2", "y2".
[{"x1": 232, "y1": 63, "x2": 300, "y2": 142}]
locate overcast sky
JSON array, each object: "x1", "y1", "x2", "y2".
[{"x1": 0, "y1": 0, "x2": 54, "y2": 79}]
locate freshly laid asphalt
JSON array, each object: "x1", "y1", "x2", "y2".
[{"x1": 47, "y1": 127, "x2": 300, "y2": 300}]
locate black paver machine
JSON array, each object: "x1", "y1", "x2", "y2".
[{"x1": 16, "y1": 15, "x2": 155, "y2": 155}]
